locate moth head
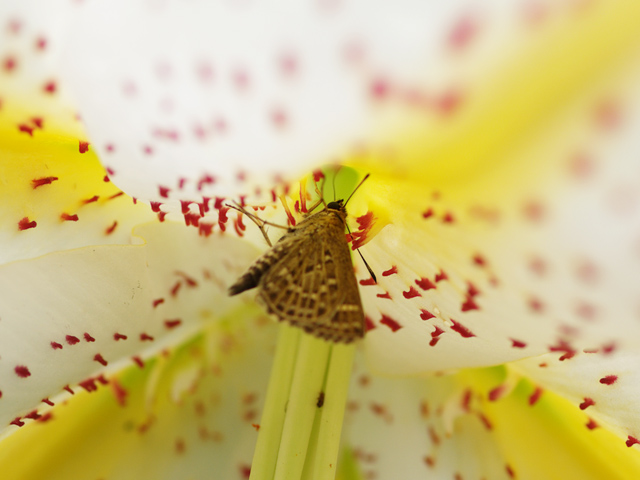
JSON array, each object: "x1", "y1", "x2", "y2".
[{"x1": 326, "y1": 200, "x2": 345, "y2": 212}]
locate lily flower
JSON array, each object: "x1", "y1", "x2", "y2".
[{"x1": 2, "y1": 1, "x2": 640, "y2": 479}]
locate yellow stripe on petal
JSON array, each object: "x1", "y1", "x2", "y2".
[
  {"x1": 481, "y1": 376, "x2": 640, "y2": 480},
  {"x1": 0, "y1": 93, "x2": 155, "y2": 263},
  {"x1": 351, "y1": 1, "x2": 640, "y2": 193},
  {"x1": 0, "y1": 314, "x2": 276, "y2": 480}
]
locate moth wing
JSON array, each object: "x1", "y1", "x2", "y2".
[
  {"x1": 258, "y1": 234, "x2": 343, "y2": 323},
  {"x1": 258, "y1": 232, "x2": 364, "y2": 343},
  {"x1": 307, "y1": 234, "x2": 365, "y2": 343}
]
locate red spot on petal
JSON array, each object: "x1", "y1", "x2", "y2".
[
  {"x1": 579, "y1": 397, "x2": 595, "y2": 410},
  {"x1": 376, "y1": 292, "x2": 392, "y2": 300},
  {"x1": 132, "y1": 356, "x2": 145, "y2": 369},
  {"x1": 50, "y1": 342, "x2": 62, "y2": 350},
  {"x1": 523, "y1": 201, "x2": 546, "y2": 222},
  {"x1": 382, "y1": 266, "x2": 398, "y2": 276},
  {"x1": 430, "y1": 326, "x2": 445, "y2": 346},
  {"x1": 32, "y1": 176, "x2": 58, "y2": 188},
  {"x1": 428, "y1": 426, "x2": 441, "y2": 445},
  {"x1": 461, "y1": 296, "x2": 479, "y2": 312},
  {"x1": 626, "y1": 436, "x2": 640, "y2": 448},
  {"x1": 528, "y1": 297, "x2": 544, "y2": 313},
  {"x1": 43, "y1": 80, "x2": 57, "y2": 94},
  {"x1": 82, "y1": 195, "x2": 99, "y2": 204},
  {"x1": 576, "y1": 301, "x2": 597, "y2": 321},
  {"x1": 159, "y1": 186, "x2": 170, "y2": 198},
  {"x1": 479, "y1": 413, "x2": 493, "y2": 430},
  {"x1": 152, "y1": 298, "x2": 165, "y2": 308},
  {"x1": 416, "y1": 277, "x2": 436, "y2": 290},
  {"x1": 79, "y1": 378, "x2": 98, "y2": 392},
  {"x1": 602, "y1": 343, "x2": 616, "y2": 355},
  {"x1": 529, "y1": 386, "x2": 543, "y2": 406},
  {"x1": 18, "y1": 217, "x2": 37, "y2": 230},
  {"x1": 450, "y1": 319, "x2": 475, "y2": 338},
  {"x1": 594, "y1": 99, "x2": 622, "y2": 131},
  {"x1": 60, "y1": 213, "x2": 79, "y2": 222},
  {"x1": 270, "y1": 108, "x2": 288, "y2": 128},
  {"x1": 380, "y1": 315, "x2": 402, "y2": 332},
  {"x1": 466, "y1": 282, "x2": 480, "y2": 297},
  {"x1": 105, "y1": 221, "x2": 118, "y2": 235},
  {"x1": 364, "y1": 315, "x2": 376, "y2": 332},
  {"x1": 434, "y1": 89, "x2": 463, "y2": 116},
  {"x1": 420, "y1": 309, "x2": 435, "y2": 320},
  {"x1": 359, "y1": 278, "x2": 376, "y2": 286},
  {"x1": 35, "y1": 36, "x2": 47, "y2": 50},
  {"x1": 170, "y1": 281, "x2": 182, "y2": 297},
  {"x1": 42, "y1": 398, "x2": 54, "y2": 406},
  {"x1": 599, "y1": 375, "x2": 618, "y2": 385},
  {"x1": 434, "y1": 270, "x2": 448, "y2": 282},
  {"x1": 473, "y1": 254, "x2": 487, "y2": 267},
  {"x1": 93, "y1": 354, "x2": 108, "y2": 366},
  {"x1": 3, "y1": 56, "x2": 17, "y2": 72},
  {"x1": 65, "y1": 335, "x2": 80, "y2": 345},
  {"x1": 442, "y1": 211, "x2": 455, "y2": 223},
  {"x1": 510, "y1": 338, "x2": 527, "y2": 348},
  {"x1": 199, "y1": 222, "x2": 214, "y2": 237},
  {"x1": 180, "y1": 200, "x2": 193, "y2": 214},
  {"x1": 370, "y1": 77, "x2": 391, "y2": 100},
  {"x1": 111, "y1": 379, "x2": 128, "y2": 406},
  {"x1": 505, "y1": 464, "x2": 515, "y2": 479},
  {"x1": 140, "y1": 333, "x2": 154, "y2": 341},
  {"x1": 15, "y1": 365, "x2": 31, "y2": 378},
  {"x1": 63, "y1": 385, "x2": 74, "y2": 395},
  {"x1": 422, "y1": 208, "x2": 434, "y2": 219},
  {"x1": 461, "y1": 389, "x2": 472, "y2": 411},
  {"x1": 239, "y1": 464, "x2": 251, "y2": 479},
  {"x1": 165, "y1": 319, "x2": 182, "y2": 329},
  {"x1": 114, "y1": 333, "x2": 128, "y2": 341},
  {"x1": 18, "y1": 123, "x2": 34, "y2": 136},
  {"x1": 78, "y1": 141, "x2": 89, "y2": 153},
  {"x1": 448, "y1": 15, "x2": 479, "y2": 51},
  {"x1": 586, "y1": 418, "x2": 598, "y2": 430},
  {"x1": 10, "y1": 417, "x2": 25, "y2": 427},
  {"x1": 488, "y1": 384, "x2": 506, "y2": 401},
  {"x1": 402, "y1": 287, "x2": 421, "y2": 299}
]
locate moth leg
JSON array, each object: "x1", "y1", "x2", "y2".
[
  {"x1": 305, "y1": 179, "x2": 327, "y2": 215},
  {"x1": 227, "y1": 202, "x2": 288, "y2": 247}
]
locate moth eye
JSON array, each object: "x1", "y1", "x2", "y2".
[{"x1": 327, "y1": 201, "x2": 342, "y2": 210}]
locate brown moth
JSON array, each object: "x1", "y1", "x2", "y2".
[{"x1": 228, "y1": 176, "x2": 372, "y2": 343}]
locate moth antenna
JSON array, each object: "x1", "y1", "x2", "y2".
[
  {"x1": 343, "y1": 173, "x2": 370, "y2": 208},
  {"x1": 345, "y1": 221, "x2": 377, "y2": 283}
]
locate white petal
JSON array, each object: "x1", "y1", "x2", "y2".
[
  {"x1": 514, "y1": 348, "x2": 640, "y2": 448},
  {"x1": 0, "y1": 222, "x2": 259, "y2": 433},
  {"x1": 0, "y1": 312, "x2": 277, "y2": 479},
  {"x1": 58, "y1": 0, "x2": 525, "y2": 205},
  {"x1": 360, "y1": 34, "x2": 640, "y2": 374}
]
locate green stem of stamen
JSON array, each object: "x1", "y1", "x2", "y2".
[
  {"x1": 251, "y1": 324, "x2": 355, "y2": 480},
  {"x1": 250, "y1": 325, "x2": 301, "y2": 480},
  {"x1": 307, "y1": 343, "x2": 355, "y2": 480},
  {"x1": 274, "y1": 333, "x2": 332, "y2": 480}
]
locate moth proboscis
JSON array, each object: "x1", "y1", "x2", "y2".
[{"x1": 228, "y1": 174, "x2": 374, "y2": 343}]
